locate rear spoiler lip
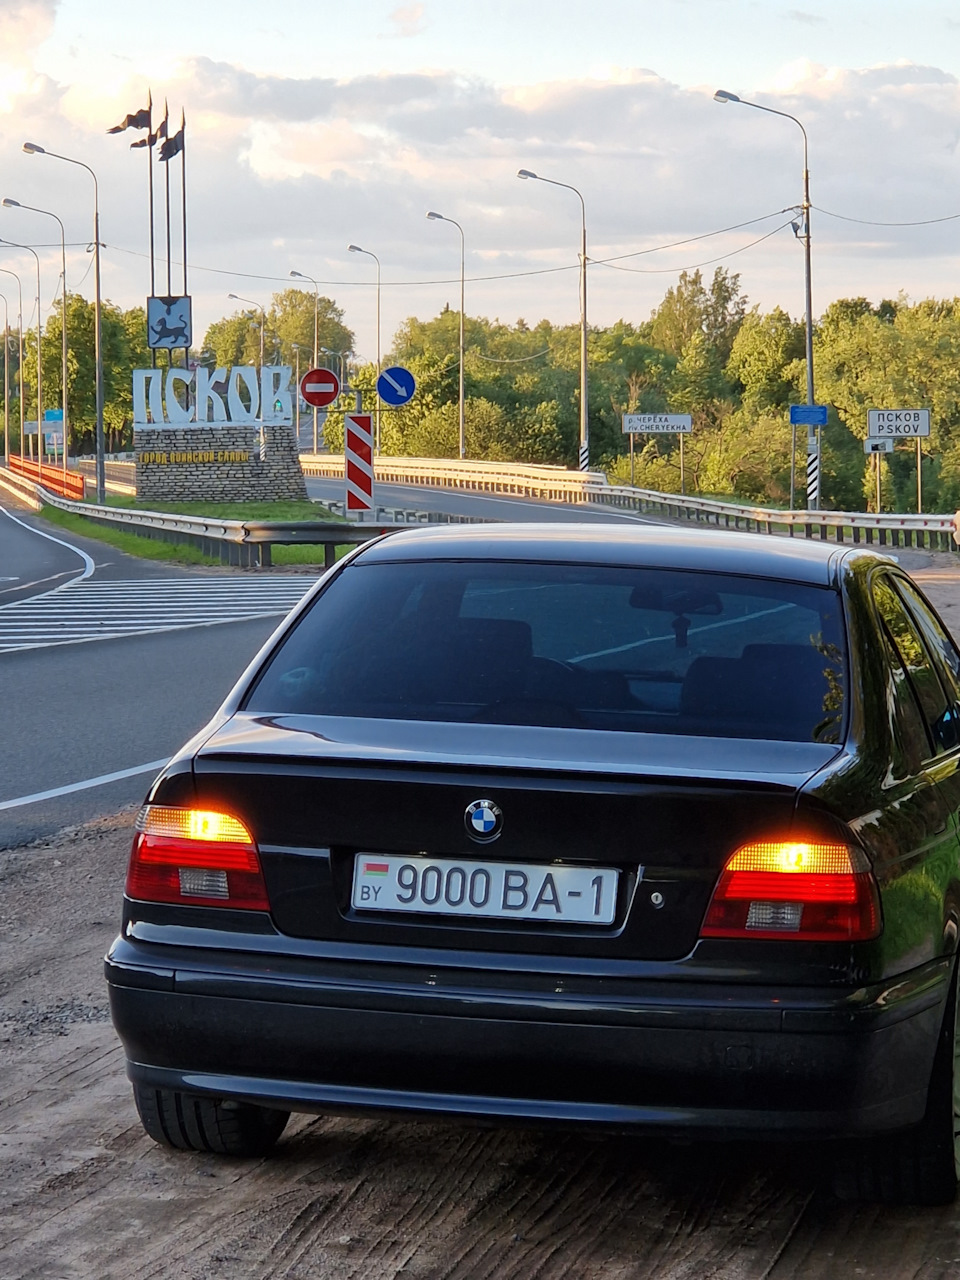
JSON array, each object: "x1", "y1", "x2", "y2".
[{"x1": 191, "y1": 713, "x2": 841, "y2": 789}]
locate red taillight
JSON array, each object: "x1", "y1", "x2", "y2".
[
  {"x1": 700, "y1": 839, "x2": 880, "y2": 942},
  {"x1": 126, "y1": 806, "x2": 270, "y2": 911}
]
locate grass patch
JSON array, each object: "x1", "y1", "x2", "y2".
[
  {"x1": 100, "y1": 496, "x2": 340, "y2": 522},
  {"x1": 39, "y1": 505, "x2": 221, "y2": 565},
  {"x1": 272, "y1": 544, "x2": 353, "y2": 565}
]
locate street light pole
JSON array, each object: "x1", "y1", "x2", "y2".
[
  {"x1": 23, "y1": 143, "x2": 104, "y2": 502},
  {"x1": 347, "y1": 246, "x2": 383, "y2": 452},
  {"x1": 424, "y1": 215, "x2": 465, "y2": 458},
  {"x1": 3, "y1": 200, "x2": 68, "y2": 479},
  {"x1": 290, "y1": 270, "x2": 321, "y2": 452},
  {"x1": 2, "y1": 239, "x2": 42, "y2": 465},
  {"x1": 292, "y1": 343, "x2": 300, "y2": 445},
  {"x1": 0, "y1": 267, "x2": 23, "y2": 462},
  {"x1": 518, "y1": 170, "x2": 589, "y2": 470},
  {"x1": 227, "y1": 292, "x2": 265, "y2": 368},
  {"x1": 714, "y1": 91, "x2": 816, "y2": 509},
  {"x1": 0, "y1": 292, "x2": 8, "y2": 468}
]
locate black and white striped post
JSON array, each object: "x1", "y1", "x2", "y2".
[{"x1": 790, "y1": 403, "x2": 828, "y2": 510}]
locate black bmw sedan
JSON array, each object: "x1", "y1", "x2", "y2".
[{"x1": 106, "y1": 524, "x2": 960, "y2": 1203}]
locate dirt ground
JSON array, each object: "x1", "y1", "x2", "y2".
[{"x1": 5, "y1": 557, "x2": 960, "y2": 1280}]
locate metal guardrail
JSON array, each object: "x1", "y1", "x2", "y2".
[
  {"x1": 300, "y1": 453, "x2": 608, "y2": 501},
  {"x1": 53, "y1": 456, "x2": 960, "y2": 553},
  {"x1": 580, "y1": 485, "x2": 958, "y2": 551},
  {"x1": 304, "y1": 455, "x2": 959, "y2": 551},
  {"x1": 33, "y1": 489, "x2": 408, "y2": 568}
]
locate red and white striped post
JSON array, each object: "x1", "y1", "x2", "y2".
[{"x1": 345, "y1": 408, "x2": 374, "y2": 512}]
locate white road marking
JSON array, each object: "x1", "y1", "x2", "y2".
[
  {"x1": 0, "y1": 758, "x2": 170, "y2": 811},
  {"x1": 0, "y1": 503, "x2": 96, "y2": 580},
  {"x1": 0, "y1": 576, "x2": 317, "y2": 652}
]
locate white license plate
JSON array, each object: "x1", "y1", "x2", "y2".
[{"x1": 352, "y1": 854, "x2": 619, "y2": 925}]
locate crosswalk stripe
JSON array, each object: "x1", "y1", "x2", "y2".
[{"x1": 0, "y1": 576, "x2": 318, "y2": 652}]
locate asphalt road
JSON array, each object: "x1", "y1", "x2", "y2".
[
  {"x1": 304, "y1": 474, "x2": 658, "y2": 524},
  {"x1": 0, "y1": 503, "x2": 299, "y2": 848},
  {"x1": 0, "y1": 479, "x2": 648, "y2": 851}
]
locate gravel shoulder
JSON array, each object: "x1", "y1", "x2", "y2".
[{"x1": 5, "y1": 552, "x2": 960, "y2": 1279}]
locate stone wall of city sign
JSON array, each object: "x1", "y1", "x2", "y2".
[{"x1": 133, "y1": 365, "x2": 307, "y2": 501}]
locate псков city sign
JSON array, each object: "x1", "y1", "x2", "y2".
[{"x1": 133, "y1": 365, "x2": 294, "y2": 427}]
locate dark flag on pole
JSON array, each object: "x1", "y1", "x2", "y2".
[
  {"x1": 158, "y1": 122, "x2": 184, "y2": 162},
  {"x1": 130, "y1": 123, "x2": 163, "y2": 149},
  {"x1": 107, "y1": 106, "x2": 151, "y2": 134}
]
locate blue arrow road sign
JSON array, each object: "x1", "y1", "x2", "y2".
[
  {"x1": 377, "y1": 366, "x2": 416, "y2": 406},
  {"x1": 789, "y1": 403, "x2": 828, "y2": 427}
]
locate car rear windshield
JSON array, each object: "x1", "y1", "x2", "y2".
[{"x1": 245, "y1": 560, "x2": 847, "y2": 743}]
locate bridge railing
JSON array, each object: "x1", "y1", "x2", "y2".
[
  {"x1": 301, "y1": 455, "x2": 958, "y2": 551},
  {"x1": 33, "y1": 456, "x2": 960, "y2": 553}
]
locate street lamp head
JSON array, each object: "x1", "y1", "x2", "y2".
[
  {"x1": 22, "y1": 142, "x2": 45, "y2": 155},
  {"x1": 426, "y1": 211, "x2": 443, "y2": 220},
  {"x1": 517, "y1": 168, "x2": 538, "y2": 180},
  {"x1": 289, "y1": 270, "x2": 303, "y2": 279},
  {"x1": 347, "y1": 244, "x2": 363, "y2": 253},
  {"x1": 713, "y1": 90, "x2": 740, "y2": 103},
  {"x1": 1, "y1": 199, "x2": 19, "y2": 208},
  {"x1": 227, "y1": 292, "x2": 240, "y2": 300}
]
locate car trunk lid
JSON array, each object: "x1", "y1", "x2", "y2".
[{"x1": 190, "y1": 714, "x2": 837, "y2": 960}]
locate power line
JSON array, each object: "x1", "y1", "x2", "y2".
[
  {"x1": 814, "y1": 204, "x2": 960, "y2": 228},
  {"x1": 594, "y1": 219, "x2": 795, "y2": 275},
  {"x1": 96, "y1": 207, "x2": 795, "y2": 290},
  {"x1": 597, "y1": 208, "x2": 794, "y2": 263}
]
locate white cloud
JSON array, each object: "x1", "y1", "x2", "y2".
[
  {"x1": 3, "y1": 36, "x2": 960, "y2": 360},
  {"x1": 387, "y1": 4, "x2": 426, "y2": 39}
]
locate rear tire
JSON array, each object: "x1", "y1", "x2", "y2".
[
  {"x1": 832, "y1": 963, "x2": 960, "y2": 1205},
  {"x1": 133, "y1": 1084, "x2": 289, "y2": 1157}
]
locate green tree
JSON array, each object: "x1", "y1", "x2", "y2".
[
  {"x1": 199, "y1": 291, "x2": 354, "y2": 371},
  {"x1": 645, "y1": 267, "x2": 747, "y2": 363}
]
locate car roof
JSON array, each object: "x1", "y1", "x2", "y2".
[{"x1": 354, "y1": 522, "x2": 852, "y2": 586}]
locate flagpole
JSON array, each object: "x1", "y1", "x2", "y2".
[
  {"x1": 164, "y1": 102, "x2": 171, "y2": 297},
  {"x1": 148, "y1": 92, "x2": 157, "y2": 370},
  {"x1": 147, "y1": 92, "x2": 155, "y2": 298},
  {"x1": 180, "y1": 109, "x2": 188, "y2": 369}
]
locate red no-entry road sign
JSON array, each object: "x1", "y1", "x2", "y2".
[{"x1": 300, "y1": 367, "x2": 340, "y2": 407}]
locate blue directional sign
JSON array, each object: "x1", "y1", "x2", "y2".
[
  {"x1": 789, "y1": 403, "x2": 828, "y2": 427},
  {"x1": 43, "y1": 408, "x2": 63, "y2": 422},
  {"x1": 377, "y1": 365, "x2": 416, "y2": 407}
]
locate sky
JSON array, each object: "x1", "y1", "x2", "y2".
[{"x1": 2, "y1": 0, "x2": 960, "y2": 360}]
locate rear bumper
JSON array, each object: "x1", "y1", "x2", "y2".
[{"x1": 106, "y1": 937, "x2": 950, "y2": 1140}]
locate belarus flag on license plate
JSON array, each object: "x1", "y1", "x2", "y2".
[{"x1": 363, "y1": 861, "x2": 390, "y2": 876}]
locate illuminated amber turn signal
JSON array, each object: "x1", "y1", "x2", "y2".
[
  {"x1": 126, "y1": 805, "x2": 269, "y2": 910},
  {"x1": 701, "y1": 839, "x2": 880, "y2": 941}
]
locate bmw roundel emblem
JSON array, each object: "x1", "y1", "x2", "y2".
[{"x1": 465, "y1": 799, "x2": 503, "y2": 843}]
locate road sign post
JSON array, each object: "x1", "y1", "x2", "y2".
[
  {"x1": 377, "y1": 366, "x2": 416, "y2": 407},
  {"x1": 867, "y1": 409, "x2": 930, "y2": 437},
  {"x1": 789, "y1": 405, "x2": 828, "y2": 511},
  {"x1": 866, "y1": 409, "x2": 930, "y2": 513},
  {"x1": 300, "y1": 367, "x2": 341, "y2": 410},
  {"x1": 345, "y1": 413, "x2": 374, "y2": 513},
  {"x1": 621, "y1": 414, "x2": 692, "y2": 433},
  {"x1": 622, "y1": 414, "x2": 692, "y2": 494}
]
